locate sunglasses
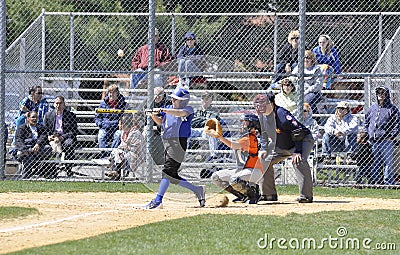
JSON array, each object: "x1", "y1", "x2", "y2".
[
  {"x1": 305, "y1": 56, "x2": 312, "y2": 60},
  {"x1": 186, "y1": 38, "x2": 195, "y2": 41},
  {"x1": 303, "y1": 110, "x2": 309, "y2": 112},
  {"x1": 35, "y1": 92, "x2": 43, "y2": 95},
  {"x1": 337, "y1": 107, "x2": 346, "y2": 110},
  {"x1": 291, "y1": 37, "x2": 299, "y2": 40}
]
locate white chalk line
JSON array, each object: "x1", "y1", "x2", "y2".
[{"x1": 0, "y1": 210, "x2": 118, "y2": 233}]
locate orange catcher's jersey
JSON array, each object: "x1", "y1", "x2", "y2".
[{"x1": 236, "y1": 131, "x2": 264, "y2": 174}]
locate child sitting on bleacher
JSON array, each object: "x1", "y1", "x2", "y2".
[{"x1": 105, "y1": 113, "x2": 144, "y2": 180}]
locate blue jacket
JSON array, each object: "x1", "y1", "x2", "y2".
[
  {"x1": 177, "y1": 45, "x2": 204, "y2": 59},
  {"x1": 365, "y1": 86, "x2": 400, "y2": 141},
  {"x1": 312, "y1": 46, "x2": 341, "y2": 74},
  {"x1": 274, "y1": 106, "x2": 311, "y2": 153},
  {"x1": 18, "y1": 96, "x2": 49, "y2": 124},
  {"x1": 94, "y1": 95, "x2": 127, "y2": 131}
]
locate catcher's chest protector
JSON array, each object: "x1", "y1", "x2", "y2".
[{"x1": 234, "y1": 133, "x2": 259, "y2": 168}]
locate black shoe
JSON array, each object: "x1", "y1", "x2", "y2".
[
  {"x1": 295, "y1": 196, "x2": 313, "y2": 203},
  {"x1": 258, "y1": 194, "x2": 278, "y2": 202},
  {"x1": 232, "y1": 196, "x2": 248, "y2": 203},
  {"x1": 246, "y1": 186, "x2": 260, "y2": 204}
]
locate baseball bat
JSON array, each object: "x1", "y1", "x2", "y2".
[{"x1": 95, "y1": 108, "x2": 138, "y2": 114}]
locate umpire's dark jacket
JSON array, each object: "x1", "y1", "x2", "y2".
[{"x1": 274, "y1": 106, "x2": 310, "y2": 153}]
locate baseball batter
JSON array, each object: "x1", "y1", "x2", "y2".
[{"x1": 143, "y1": 87, "x2": 206, "y2": 209}]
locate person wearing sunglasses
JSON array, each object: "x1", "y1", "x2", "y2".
[
  {"x1": 291, "y1": 50, "x2": 324, "y2": 115},
  {"x1": 176, "y1": 32, "x2": 205, "y2": 89},
  {"x1": 274, "y1": 77, "x2": 298, "y2": 114},
  {"x1": 321, "y1": 101, "x2": 358, "y2": 165},
  {"x1": 15, "y1": 86, "x2": 49, "y2": 129},
  {"x1": 272, "y1": 30, "x2": 300, "y2": 84},
  {"x1": 365, "y1": 86, "x2": 400, "y2": 185},
  {"x1": 10, "y1": 86, "x2": 50, "y2": 152}
]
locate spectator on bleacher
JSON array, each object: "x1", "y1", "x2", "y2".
[
  {"x1": 148, "y1": 87, "x2": 171, "y2": 165},
  {"x1": 94, "y1": 84, "x2": 127, "y2": 158},
  {"x1": 312, "y1": 34, "x2": 341, "y2": 89},
  {"x1": 190, "y1": 91, "x2": 220, "y2": 161},
  {"x1": 350, "y1": 130, "x2": 372, "y2": 186},
  {"x1": 321, "y1": 101, "x2": 358, "y2": 164},
  {"x1": 365, "y1": 86, "x2": 400, "y2": 185},
  {"x1": 272, "y1": 29, "x2": 300, "y2": 84},
  {"x1": 14, "y1": 111, "x2": 52, "y2": 178},
  {"x1": 15, "y1": 85, "x2": 49, "y2": 130},
  {"x1": 254, "y1": 92, "x2": 314, "y2": 203},
  {"x1": 177, "y1": 32, "x2": 205, "y2": 89},
  {"x1": 274, "y1": 77, "x2": 298, "y2": 115},
  {"x1": 43, "y1": 96, "x2": 78, "y2": 177},
  {"x1": 130, "y1": 28, "x2": 173, "y2": 89},
  {"x1": 105, "y1": 113, "x2": 145, "y2": 180},
  {"x1": 303, "y1": 103, "x2": 320, "y2": 140},
  {"x1": 292, "y1": 50, "x2": 324, "y2": 114}
]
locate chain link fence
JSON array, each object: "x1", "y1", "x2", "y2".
[{"x1": 1, "y1": 1, "x2": 399, "y2": 187}]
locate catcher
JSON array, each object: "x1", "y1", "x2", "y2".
[{"x1": 205, "y1": 113, "x2": 263, "y2": 204}]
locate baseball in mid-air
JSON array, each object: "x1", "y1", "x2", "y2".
[{"x1": 117, "y1": 49, "x2": 124, "y2": 57}]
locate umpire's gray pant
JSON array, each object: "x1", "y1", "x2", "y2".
[{"x1": 261, "y1": 134, "x2": 314, "y2": 199}]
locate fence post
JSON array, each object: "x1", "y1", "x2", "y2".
[
  {"x1": 296, "y1": 0, "x2": 306, "y2": 122},
  {"x1": 41, "y1": 9, "x2": 46, "y2": 87},
  {"x1": 0, "y1": 0, "x2": 6, "y2": 179},
  {"x1": 145, "y1": 0, "x2": 157, "y2": 182},
  {"x1": 69, "y1": 14, "x2": 75, "y2": 99}
]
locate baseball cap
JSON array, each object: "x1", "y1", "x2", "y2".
[
  {"x1": 170, "y1": 87, "x2": 190, "y2": 101},
  {"x1": 184, "y1": 32, "x2": 196, "y2": 40},
  {"x1": 336, "y1": 101, "x2": 349, "y2": 109}
]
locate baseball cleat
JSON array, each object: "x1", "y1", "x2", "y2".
[
  {"x1": 295, "y1": 196, "x2": 313, "y2": 203},
  {"x1": 258, "y1": 194, "x2": 278, "y2": 202},
  {"x1": 143, "y1": 199, "x2": 163, "y2": 209}
]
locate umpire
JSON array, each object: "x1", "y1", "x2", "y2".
[{"x1": 254, "y1": 92, "x2": 315, "y2": 203}]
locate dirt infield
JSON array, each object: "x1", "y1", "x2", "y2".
[{"x1": 1, "y1": 192, "x2": 399, "y2": 254}]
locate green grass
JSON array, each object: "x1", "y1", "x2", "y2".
[
  {"x1": 7, "y1": 210, "x2": 400, "y2": 255},
  {"x1": 0, "y1": 206, "x2": 39, "y2": 220},
  {"x1": 0, "y1": 181, "x2": 399, "y2": 199}
]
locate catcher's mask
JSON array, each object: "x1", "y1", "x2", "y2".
[
  {"x1": 240, "y1": 113, "x2": 260, "y2": 133},
  {"x1": 253, "y1": 93, "x2": 270, "y2": 114},
  {"x1": 169, "y1": 87, "x2": 190, "y2": 108}
]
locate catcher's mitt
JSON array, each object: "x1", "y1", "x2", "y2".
[{"x1": 204, "y1": 118, "x2": 223, "y2": 138}]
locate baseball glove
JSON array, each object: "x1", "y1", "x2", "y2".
[{"x1": 204, "y1": 118, "x2": 223, "y2": 138}]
